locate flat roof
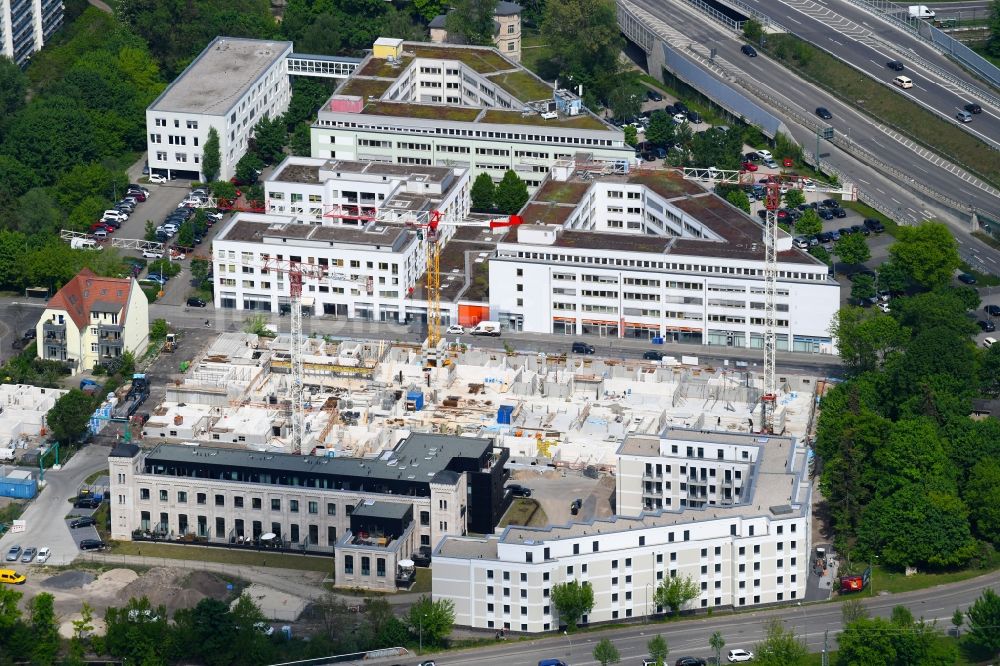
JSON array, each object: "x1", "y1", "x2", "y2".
[
  {"x1": 218, "y1": 217, "x2": 414, "y2": 251},
  {"x1": 150, "y1": 37, "x2": 292, "y2": 115},
  {"x1": 352, "y1": 501, "x2": 412, "y2": 521},
  {"x1": 272, "y1": 158, "x2": 455, "y2": 186},
  {"x1": 143, "y1": 432, "x2": 495, "y2": 485}
]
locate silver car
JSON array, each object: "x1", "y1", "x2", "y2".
[
  {"x1": 21, "y1": 547, "x2": 37, "y2": 563},
  {"x1": 5, "y1": 544, "x2": 22, "y2": 561}
]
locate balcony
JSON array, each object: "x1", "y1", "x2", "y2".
[{"x1": 43, "y1": 322, "x2": 66, "y2": 343}]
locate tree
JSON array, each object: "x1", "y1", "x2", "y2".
[
  {"x1": 835, "y1": 233, "x2": 871, "y2": 267},
  {"x1": 235, "y1": 152, "x2": 264, "y2": 185},
  {"x1": 445, "y1": 0, "x2": 498, "y2": 45},
  {"x1": 150, "y1": 318, "x2": 168, "y2": 340},
  {"x1": 834, "y1": 617, "x2": 897, "y2": 666},
  {"x1": 689, "y1": 127, "x2": 742, "y2": 170},
  {"x1": 709, "y1": 632, "x2": 726, "y2": 664},
  {"x1": 48, "y1": 390, "x2": 97, "y2": 444},
  {"x1": 191, "y1": 258, "x2": 211, "y2": 285},
  {"x1": 951, "y1": 607, "x2": 964, "y2": 636},
  {"x1": 251, "y1": 115, "x2": 287, "y2": 165},
  {"x1": 0, "y1": 56, "x2": 28, "y2": 117},
  {"x1": 623, "y1": 125, "x2": 638, "y2": 147},
  {"x1": 647, "y1": 634, "x2": 669, "y2": 666},
  {"x1": 413, "y1": 0, "x2": 447, "y2": 21},
  {"x1": 606, "y1": 75, "x2": 644, "y2": 122},
  {"x1": 877, "y1": 259, "x2": 908, "y2": 294},
  {"x1": 809, "y1": 244, "x2": 832, "y2": 266},
  {"x1": 850, "y1": 273, "x2": 876, "y2": 302},
  {"x1": 645, "y1": 111, "x2": 674, "y2": 147},
  {"x1": 177, "y1": 221, "x2": 195, "y2": 248},
  {"x1": 754, "y1": 619, "x2": 808, "y2": 666},
  {"x1": 964, "y1": 458, "x2": 1000, "y2": 546},
  {"x1": 795, "y1": 208, "x2": 822, "y2": 236},
  {"x1": 210, "y1": 180, "x2": 238, "y2": 199},
  {"x1": 30, "y1": 592, "x2": 60, "y2": 666},
  {"x1": 967, "y1": 588, "x2": 1000, "y2": 655},
  {"x1": 784, "y1": 188, "x2": 805, "y2": 208},
  {"x1": 104, "y1": 597, "x2": 170, "y2": 665},
  {"x1": 980, "y1": 343, "x2": 1000, "y2": 398},
  {"x1": 593, "y1": 638, "x2": 620, "y2": 666},
  {"x1": 144, "y1": 220, "x2": 157, "y2": 242},
  {"x1": 842, "y1": 598, "x2": 868, "y2": 625},
  {"x1": 726, "y1": 189, "x2": 751, "y2": 214},
  {"x1": 542, "y1": 0, "x2": 622, "y2": 100},
  {"x1": 471, "y1": 172, "x2": 496, "y2": 211},
  {"x1": 173, "y1": 598, "x2": 240, "y2": 666},
  {"x1": 0, "y1": 584, "x2": 23, "y2": 631},
  {"x1": 289, "y1": 123, "x2": 312, "y2": 156},
  {"x1": 654, "y1": 574, "x2": 699, "y2": 617},
  {"x1": 495, "y1": 170, "x2": 529, "y2": 215},
  {"x1": 202, "y1": 127, "x2": 221, "y2": 182},
  {"x1": 888, "y1": 222, "x2": 961, "y2": 290},
  {"x1": 988, "y1": 0, "x2": 1000, "y2": 57},
  {"x1": 551, "y1": 580, "x2": 594, "y2": 631},
  {"x1": 405, "y1": 596, "x2": 455, "y2": 648},
  {"x1": 743, "y1": 18, "x2": 763, "y2": 44}
]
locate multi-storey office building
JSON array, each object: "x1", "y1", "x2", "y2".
[
  {"x1": 213, "y1": 158, "x2": 470, "y2": 320},
  {"x1": 432, "y1": 428, "x2": 811, "y2": 633},
  {"x1": 108, "y1": 433, "x2": 511, "y2": 585},
  {"x1": 487, "y1": 170, "x2": 840, "y2": 353},
  {"x1": 310, "y1": 40, "x2": 633, "y2": 191},
  {"x1": 146, "y1": 37, "x2": 293, "y2": 181},
  {"x1": 1, "y1": 0, "x2": 62, "y2": 67}
]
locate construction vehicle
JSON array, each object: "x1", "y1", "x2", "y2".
[
  {"x1": 164, "y1": 333, "x2": 176, "y2": 353},
  {"x1": 111, "y1": 374, "x2": 150, "y2": 422}
]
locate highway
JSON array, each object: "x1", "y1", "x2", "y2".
[
  {"x1": 623, "y1": 0, "x2": 1000, "y2": 272},
  {"x1": 739, "y1": 0, "x2": 1000, "y2": 148},
  {"x1": 405, "y1": 570, "x2": 1000, "y2": 665}
]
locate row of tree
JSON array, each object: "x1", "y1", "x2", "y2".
[
  {"x1": 552, "y1": 574, "x2": 703, "y2": 631},
  {"x1": 820, "y1": 222, "x2": 1000, "y2": 571}
]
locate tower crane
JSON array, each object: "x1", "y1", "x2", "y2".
[
  {"x1": 323, "y1": 206, "x2": 523, "y2": 347},
  {"x1": 236, "y1": 254, "x2": 366, "y2": 455}
]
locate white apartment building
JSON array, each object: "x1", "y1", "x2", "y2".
[
  {"x1": 146, "y1": 37, "x2": 293, "y2": 182},
  {"x1": 311, "y1": 40, "x2": 633, "y2": 191},
  {"x1": 212, "y1": 159, "x2": 471, "y2": 321},
  {"x1": 36, "y1": 269, "x2": 149, "y2": 375},
  {"x1": 487, "y1": 169, "x2": 840, "y2": 353},
  {"x1": 432, "y1": 428, "x2": 812, "y2": 633},
  {"x1": 108, "y1": 433, "x2": 511, "y2": 589},
  {"x1": 1, "y1": 0, "x2": 62, "y2": 67}
]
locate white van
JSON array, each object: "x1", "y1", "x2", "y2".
[
  {"x1": 893, "y1": 76, "x2": 913, "y2": 89},
  {"x1": 471, "y1": 321, "x2": 502, "y2": 337},
  {"x1": 908, "y1": 5, "x2": 935, "y2": 18}
]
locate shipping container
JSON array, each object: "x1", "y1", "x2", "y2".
[
  {"x1": 497, "y1": 405, "x2": 515, "y2": 425},
  {"x1": 0, "y1": 474, "x2": 37, "y2": 499}
]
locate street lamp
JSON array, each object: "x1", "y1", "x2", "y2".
[
  {"x1": 419, "y1": 613, "x2": 426, "y2": 653},
  {"x1": 645, "y1": 583, "x2": 653, "y2": 623},
  {"x1": 564, "y1": 630, "x2": 573, "y2": 659},
  {"x1": 797, "y1": 601, "x2": 806, "y2": 650}
]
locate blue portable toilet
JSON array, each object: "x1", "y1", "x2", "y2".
[{"x1": 497, "y1": 404, "x2": 514, "y2": 425}]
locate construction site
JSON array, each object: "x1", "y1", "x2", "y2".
[{"x1": 137, "y1": 332, "x2": 818, "y2": 469}]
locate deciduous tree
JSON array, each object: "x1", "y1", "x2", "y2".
[
  {"x1": 754, "y1": 619, "x2": 808, "y2": 666},
  {"x1": 654, "y1": 574, "x2": 699, "y2": 617},
  {"x1": 835, "y1": 232, "x2": 871, "y2": 267},
  {"x1": 829, "y1": 305, "x2": 908, "y2": 375},
  {"x1": 495, "y1": 170, "x2": 529, "y2": 215},
  {"x1": 405, "y1": 596, "x2": 455, "y2": 647},
  {"x1": 964, "y1": 458, "x2": 1000, "y2": 546},
  {"x1": 795, "y1": 208, "x2": 821, "y2": 236},
  {"x1": 48, "y1": 389, "x2": 97, "y2": 444},
  {"x1": 445, "y1": 0, "x2": 498, "y2": 45},
  {"x1": 647, "y1": 634, "x2": 669, "y2": 666},
  {"x1": 542, "y1": 0, "x2": 622, "y2": 99},
  {"x1": 968, "y1": 588, "x2": 1000, "y2": 655},
  {"x1": 784, "y1": 188, "x2": 805, "y2": 208},
  {"x1": 593, "y1": 638, "x2": 620, "y2": 666},
  {"x1": 623, "y1": 125, "x2": 638, "y2": 147},
  {"x1": 29, "y1": 592, "x2": 60, "y2": 666},
  {"x1": 551, "y1": 580, "x2": 594, "y2": 631},
  {"x1": 888, "y1": 222, "x2": 961, "y2": 290},
  {"x1": 726, "y1": 189, "x2": 751, "y2": 214}
]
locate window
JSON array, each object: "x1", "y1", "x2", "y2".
[
  {"x1": 327, "y1": 503, "x2": 337, "y2": 515},
  {"x1": 361, "y1": 557, "x2": 370, "y2": 576},
  {"x1": 234, "y1": 496, "x2": 244, "y2": 508},
  {"x1": 177, "y1": 491, "x2": 187, "y2": 503},
  {"x1": 377, "y1": 558, "x2": 386, "y2": 577},
  {"x1": 159, "y1": 490, "x2": 168, "y2": 502},
  {"x1": 215, "y1": 494, "x2": 224, "y2": 506},
  {"x1": 308, "y1": 501, "x2": 318, "y2": 514},
  {"x1": 197, "y1": 493, "x2": 206, "y2": 505},
  {"x1": 140, "y1": 488, "x2": 150, "y2": 500},
  {"x1": 271, "y1": 499, "x2": 281, "y2": 511},
  {"x1": 252, "y1": 497, "x2": 262, "y2": 510},
  {"x1": 344, "y1": 555, "x2": 354, "y2": 574}
]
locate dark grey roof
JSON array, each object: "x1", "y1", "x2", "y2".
[
  {"x1": 144, "y1": 433, "x2": 493, "y2": 485},
  {"x1": 429, "y1": 14, "x2": 446, "y2": 28},
  {"x1": 432, "y1": 469, "x2": 461, "y2": 485},
  {"x1": 352, "y1": 501, "x2": 412, "y2": 521},
  {"x1": 110, "y1": 443, "x2": 140, "y2": 458},
  {"x1": 495, "y1": 1, "x2": 522, "y2": 15}
]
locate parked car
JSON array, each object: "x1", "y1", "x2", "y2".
[
  {"x1": 506, "y1": 484, "x2": 532, "y2": 498},
  {"x1": 727, "y1": 649, "x2": 754, "y2": 663},
  {"x1": 5, "y1": 545, "x2": 22, "y2": 562},
  {"x1": 687, "y1": 110, "x2": 701, "y2": 123},
  {"x1": 206, "y1": 212, "x2": 224, "y2": 222},
  {"x1": 985, "y1": 305, "x2": 1000, "y2": 317},
  {"x1": 643, "y1": 350, "x2": 664, "y2": 360},
  {"x1": 35, "y1": 547, "x2": 51, "y2": 564},
  {"x1": 74, "y1": 497, "x2": 101, "y2": 509},
  {"x1": 70, "y1": 516, "x2": 96, "y2": 529},
  {"x1": 985, "y1": 337, "x2": 997, "y2": 348},
  {"x1": 863, "y1": 218, "x2": 885, "y2": 233},
  {"x1": 445, "y1": 324, "x2": 464, "y2": 334},
  {"x1": 254, "y1": 622, "x2": 275, "y2": 636},
  {"x1": 675, "y1": 658, "x2": 707, "y2": 666},
  {"x1": 20, "y1": 547, "x2": 37, "y2": 563},
  {"x1": 148, "y1": 174, "x2": 167, "y2": 184},
  {"x1": 741, "y1": 161, "x2": 758, "y2": 172},
  {"x1": 979, "y1": 320, "x2": 996, "y2": 332},
  {"x1": 570, "y1": 498, "x2": 583, "y2": 515},
  {"x1": 78, "y1": 539, "x2": 105, "y2": 551},
  {"x1": 646, "y1": 89, "x2": 663, "y2": 102},
  {"x1": 851, "y1": 224, "x2": 870, "y2": 236},
  {"x1": 142, "y1": 250, "x2": 163, "y2": 259},
  {"x1": 958, "y1": 273, "x2": 977, "y2": 284},
  {"x1": 572, "y1": 341, "x2": 596, "y2": 354},
  {"x1": 102, "y1": 210, "x2": 128, "y2": 222},
  {"x1": 0, "y1": 570, "x2": 26, "y2": 585},
  {"x1": 832, "y1": 207, "x2": 847, "y2": 218}
]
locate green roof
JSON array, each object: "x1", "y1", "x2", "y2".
[
  {"x1": 410, "y1": 44, "x2": 512, "y2": 73},
  {"x1": 357, "y1": 56, "x2": 414, "y2": 78},
  {"x1": 338, "y1": 77, "x2": 394, "y2": 99},
  {"x1": 488, "y1": 70, "x2": 554, "y2": 103},
  {"x1": 480, "y1": 109, "x2": 608, "y2": 130},
  {"x1": 534, "y1": 180, "x2": 593, "y2": 205},
  {"x1": 365, "y1": 101, "x2": 482, "y2": 122}
]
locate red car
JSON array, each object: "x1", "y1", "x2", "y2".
[
  {"x1": 90, "y1": 222, "x2": 114, "y2": 233},
  {"x1": 741, "y1": 161, "x2": 758, "y2": 172}
]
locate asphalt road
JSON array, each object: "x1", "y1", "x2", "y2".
[
  {"x1": 0, "y1": 443, "x2": 110, "y2": 569},
  {"x1": 625, "y1": 0, "x2": 1000, "y2": 269},
  {"x1": 404, "y1": 570, "x2": 1000, "y2": 665},
  {"x1": 739, "y1": 0, "x2": 1000, "y2": 147}
]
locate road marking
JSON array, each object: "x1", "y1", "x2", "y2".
[
  {"x1": 829, "y1": 38, "x2": 844, "y2": 45},
  {"x1": 788, "y1": 15, "x2": 802, "y2": 24}
]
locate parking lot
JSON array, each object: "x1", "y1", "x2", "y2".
[{"x1": 506, "y1": 467, "x2": 616, "y2": 526}]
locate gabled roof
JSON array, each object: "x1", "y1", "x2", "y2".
[{"x1": 46, "y1": 268, "x2": 136, "y2": 330}]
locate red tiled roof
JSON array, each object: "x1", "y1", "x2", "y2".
[{"x1": 46, "y1": 268, "x2": 135, "y2": 330}]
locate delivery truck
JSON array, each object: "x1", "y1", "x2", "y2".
[{"x1": 470, "y1": 321, "x2": 502, "y2": 337}]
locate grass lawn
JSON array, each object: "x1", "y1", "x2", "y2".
[
  {"x1": 357, "y1": 56, "x2": 414, "y2": 78},
  {"x1": 83, "y1": 470, "x2": 104, "y2": 485},
  {"x1": 535, "y1": 180, "x2": 592, "y2": 204},
  {"x1": 411, "y1": 567, "x2": 431, "y2": 594},
  {"x1": 489, "y1": 70, "x2": 554, "y2": 103},
  {"x1": 106, "y1": 540, "x2": 334, "y2": 573},
  {"x1": 861, "y1": 563, "x2": 1000, "y2": 595},
  {"x1": 520, "y1": 203, "x2": 575, "y2": 226},
  {"x1": 410, "y1": 45, "x2": 510, "y2": 73},
  {"x1": 960, "y1": 262, "x2": 1000, "y2": 285},
  {"x1": 366, "y1": 101, "x2": 481, "y2": 122},
  {"x1": 498, "y1": 498, "x2": 549, "y2": 528},
  {"x1": 520, "y1": 32, "x2": 553, "y2": 77},
  {"x1": 972, "y1": 230, "x2": 1000, "y2": 250},
  {"x1": 763, "y1": 34, "x2": 1000, "y2": 189}
]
